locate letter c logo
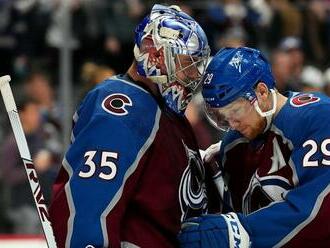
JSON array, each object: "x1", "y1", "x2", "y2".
[{"x1": 102, "y1": 93, "x2": 132, "y2": 116}]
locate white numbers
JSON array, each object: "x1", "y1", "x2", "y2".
[
  {"x1": 321, "y1": 139, "x2": 330, "y2": 166},
  {"x1": 303, "y1": 140, "x2": 318, "y2": 167},
  {"x1": 303, "y1": 139, "x2": 330, "y2": 167},
  {"x1": 99, "y1": 151, "x2": 118, "y2": 180},
  {"x1": 79, "y1": 150, "x2": 118, "y2": 180},
  {"x1": 79, "y1": 151, "x2": 97, "y2": 178}
]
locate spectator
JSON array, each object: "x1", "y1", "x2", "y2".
[
  {"x1": 216, "y1": 26, "x2": 247, "y2": 48},
  {"x1": 271, "y1": 49, "x2": 297, "y2": 93},
  {"x1": 23, "y1": 72, "x2": 63, "y2": 160},
  {"x1": 103, "y1": 0, "x2": 146, "y2": 73},
  {"x1": 278, "y1": 36, "x2": 304, "y2": 80},
  {"x1": 0, "y1": 95, "x2": 53, "y2": 234},
  {"x1": 79, "y1": 62, "x2": 115, "y2": 100},
  {"x1": 303, "y1": 0, "x2": 329, "y2": 65},
  {"x1": 204, "y1": 0, "x2": 259, "y2": 53},
  {"x1": 300, "y1": 65, "x2": 324, "y2": 92},
  {"x1": 267, "y1": 0, "x2": 303, "y2": 48},
  {"x1": 10, "y1": 0, "x2": 51, "y2": 80}
]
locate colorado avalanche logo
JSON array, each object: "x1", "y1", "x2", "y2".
[
  {"x1": 242, "y1": 173, "x2": 292, "y2": 214},
  {"x1": 102, "y1": 93, "x2": 132, "y2": 116},
  {"x1": 290, "y1": 93, "x2": 320, "y2": 107},
  {"x1": 242, "y1": 135, "x2": 295, "y2": 214},
  {"x1": 179, "y1": 141, "x2": 208, "y2": 221}
]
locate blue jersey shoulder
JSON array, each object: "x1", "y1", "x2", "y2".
[
  {"x1": 274, "y1": 91, "x2": 330, "y2": 145},
  {"x1": 69, "y1": 75, "x2": 161, "y2": 167},
  {"x1": 273, "y1": 91, "x2": 330, "y2": 182},
  {"x1": 73, "y1": 75, "x2": 159, "y2": 140}
]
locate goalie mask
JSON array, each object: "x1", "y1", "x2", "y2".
[{"x1": 134, "y1": 4, "x2": 210, "y2": 114}]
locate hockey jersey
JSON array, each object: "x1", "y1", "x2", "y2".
[
  {"x1": 49, "y1": 75, "x2": 209, "y2": 248},
  {"x1": 218, "y1": 92, "x2": 330, "y2": 247}
]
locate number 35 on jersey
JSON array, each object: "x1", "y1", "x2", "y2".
[{"x1": 79, "y1": 150, "x2": 118, "y2": 180}]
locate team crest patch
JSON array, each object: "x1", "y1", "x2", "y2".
[
  {"x1": 102, "y1": 93, "x2": 132, "y2": 116},
  {"x1": 290, "y1": 93, "x2": 320, "y2": 107},
  {"x1": 178, "y1": 141, "x2": 208, "y2": 221}
]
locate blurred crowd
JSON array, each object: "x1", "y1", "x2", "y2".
[{"x1": 0, "y1": 0, "x2": 330, "y2": 234}]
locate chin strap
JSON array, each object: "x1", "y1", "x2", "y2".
[
  {"x1": 253, "y1": 89, "x2": 277, "y2": 132},
  {"x1": 263, "y1": 115, "x2": 273, "y2": 133}
]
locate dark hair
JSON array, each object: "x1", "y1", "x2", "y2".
[{"x1": 16, "y1": 95, "x2": 38, "y2": 112}]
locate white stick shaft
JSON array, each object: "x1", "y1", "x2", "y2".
[{"x1": 0, "y1": 75, "x2": 57, "y2": 248}]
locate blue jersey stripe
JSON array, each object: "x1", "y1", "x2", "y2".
[
  {"x1": 274, "y1": 183, "x2": 330, "y2": 247},
  {"x1": 101, "y1": 108, "x2": 161, "y2": 247}
]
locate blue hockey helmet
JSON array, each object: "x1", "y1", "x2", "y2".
[
  {"x1": 202, "y1": 47, "x2": 275, "y2": 108},
  {"x1": 134, "y1": 4, "x2": 210, "y2": 114}
]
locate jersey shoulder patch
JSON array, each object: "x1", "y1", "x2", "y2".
[
  {"x1": 102, "y1": 93, "x2": 132, "y2": 116},
  {"x1": 91, "y1": 76, "x2": 158, "y2": 116},
  {"x1": 289, "y1": 92, "x2": 320, "y2": 107},
  {"x1": 74, "y1": 76, "x2": 160, "y2": 140}
]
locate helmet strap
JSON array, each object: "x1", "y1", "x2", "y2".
[{"x1": 253, "y1": 89, "x2": 277, "y2": 132}]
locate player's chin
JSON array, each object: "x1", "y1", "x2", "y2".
[{"x1": 241, "y1": 128, "x2": 258, "y2": 140}]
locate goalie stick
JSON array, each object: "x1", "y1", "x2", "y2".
[{"x1": 0, "y1": 75, "x2": 57, "y2": 248}]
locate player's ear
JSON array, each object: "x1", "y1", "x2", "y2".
[
  {"x1": 255, "y1": 82, "x2": 269, "y2": 98},
  {"x1": 255, "y1": 82, "x2": 270, "y2": 110}
]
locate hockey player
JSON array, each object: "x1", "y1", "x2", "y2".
[
  {"x1": 179, "y1": 47, "x2": 330, "y2": 247},
  {"x1": 49, "y1": 4, "x2": 212, "y2": 248}
]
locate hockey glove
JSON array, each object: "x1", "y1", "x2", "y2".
[{"x1": 178, "y1": 213, "x2": 251, "y2": 248}]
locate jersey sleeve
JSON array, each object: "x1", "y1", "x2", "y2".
[
  {"x1": 62, "y1": 87, "x2": 161, "y2": 247},
  {"x1": 240, "y1": 169, "x2": 330, "y2": 247},
  {"x1": 238, "y1": 105, "x2": 330, "y2": 248}
]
